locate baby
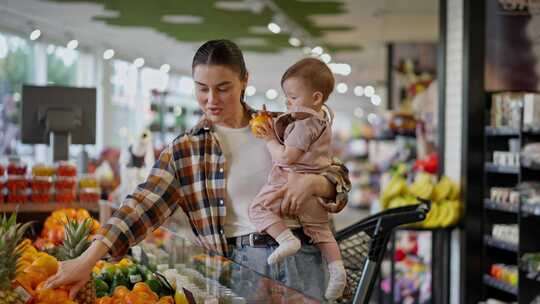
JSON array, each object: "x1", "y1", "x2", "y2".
[{"x1": 249, "y1": 58, "x2": 346, "y2": 300}]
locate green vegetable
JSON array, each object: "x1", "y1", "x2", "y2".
[{"x1": 94, "y1": 278, "x2": 109, "y2": 293}]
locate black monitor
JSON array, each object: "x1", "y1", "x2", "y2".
[{"x1": 21, "y1": 85, "x2": 96, "y2": 161}]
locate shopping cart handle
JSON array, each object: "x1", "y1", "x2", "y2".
[
  {"x1": 336, "y1": 200, "x2": 431, "y2": 242},
  {"x1": 416, "y1": 198, "x2": 431, "y2": 214}
]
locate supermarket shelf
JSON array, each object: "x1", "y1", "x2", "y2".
[
  {"x1": 522, "y1": 203, "x2": 540, "y2": 217},
  {"x1": 483, "y1": 274, "x2": 518, "y2": 296},
  {"x1": 484, "y1": 199, "x2": 518, "y2": 214},
  {"x1": 523, "y1": 128, "x2": 540, "y2": 136},
  {"x1": 485, "y1": 163, "x2": 520, "y2": 174},
  {"x1": 0, "y1": 201, "x2": 103, "y2": 213},
  {"x1": 485, "y1": 126, "x2": 520, "y2": 136},
  {"x1": 483, "y1": 235, "x2": 518, "y2": 253}
]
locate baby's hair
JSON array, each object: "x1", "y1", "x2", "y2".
[{"x1": 281, "y1": 58, "x2": 335, "y2": 102}]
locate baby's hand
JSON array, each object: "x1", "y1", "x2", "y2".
[{"x1": 254, "y1": 119, "x2": 276, "y2": 142}]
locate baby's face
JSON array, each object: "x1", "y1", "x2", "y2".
[{"x1": 282, "y1": 77, "x2": 319, "y2": 112}]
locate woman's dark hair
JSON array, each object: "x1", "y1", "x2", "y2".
[{"x1": 192, "y1": 39, "x2": 248, "y2": 101}]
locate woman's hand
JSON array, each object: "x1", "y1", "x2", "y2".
[
  {"x1": 43, "y1": 240, "x2": 108, "y2": 299},
  {"x1": 265, "y1": 172, "x2": 320, "y2": 216},
  {"x1": 43, "y1": 256, "x2": 94, "y2": 299}
]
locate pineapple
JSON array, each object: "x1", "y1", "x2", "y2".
[
  {"x1": 0, "y1": 213, "x2": 31, "y2": 304},
  {"x1": 58, "y1": 218, "x2": 96, "y2": 304}
]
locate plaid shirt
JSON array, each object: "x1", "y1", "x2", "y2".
[{"x1": 95, "y1": 104, "x2": 351, "y2": 256}]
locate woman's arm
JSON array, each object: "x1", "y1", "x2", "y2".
[
  {"x1": 94, "y1": 145, "x2": 183, "y2": 257},
  {"x1": 44, "y1": 145, "x2": 184, "y2": 298},
  {"x1": 265, "y1": 159, "x2": 351, "y2": 216}
]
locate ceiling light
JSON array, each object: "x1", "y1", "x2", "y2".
[
  {"x1": 267, "y1": 22, "x2": 281, "y2": 34},
  {"x1": 29, "y1": 29, "x2": 41, "y2": 41},
  {"x1": 312, "y1": 46, "x2": 323, "y2": 56},
  {"x1": 67, "y1": 39, "x2": 78, "y2": 50},
  {"x1": 354, "y1": 86, "x2": 364, "y2": 97},
  {"x1": 289, "y1": 37, "x2": 301, "y2": 47},
  {"x1": 336, "y1": 83, "x2": 348, "y2": 94},
  {"x1": 320, "y1": 53, "x2": 331, "y2": 63},
  {"x1": 343, "y1": 64, "x2": 351, "y2": 76},
  {"x1": 353, "y1": 107, "x2": 364, "y2": 118},
  {"x1": 368, "y1": 113, "x2": 378, "y2": 124},
  {"x1": 364, "y1": 86, "x2": 375, "y2": 97},
  {"x1": 134, "y1": 57, "x2": 145, "y2": 68},
  {"x1": 103, "y1": 49, "x2": 115, "y2": 60},
  {"x1": 245, "y1": 85, "x2": 256, "y2": 96},
  {"x1": 160, "y1": 64, "x2": 171, "y2": 73},
  {"x1": 328, "y1": 63, "x2": 352, "y2": 76},
  {"x1": 266, "y1": 89, "x2": 278, "y2": 100},
  {"x1": 371, "y1": 95, "x2": 382, "y2": 106}
]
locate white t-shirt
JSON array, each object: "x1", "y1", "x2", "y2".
[{"x1": 214, "y1": 124, "x2": 299, "y2": 237}]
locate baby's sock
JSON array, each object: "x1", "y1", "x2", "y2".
[
  {"x1": 325, "y1": 260, "x2": 347, "y2": 301},
  {"x1": 267, "y1": 229, "x2": 301, "y2": 265}
]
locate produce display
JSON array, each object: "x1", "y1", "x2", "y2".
[
  {"x1": 93, "y1": 258, "x2": 174, "y2": 300},
  {"x1": 30, "y1": 165, "x2": 55, "y2": 203},
  {"x1": 489, "y1": 264, "x2": 518, "y2": 286},
  {"x1": 0, "y1": 161, "x2": 101, "y2": 204},
  {"x1": 5, "y1": 161, "x2": 29, "y2": 204},
  {"x1": 34, "y1": 208, "x2": 100, "y2": 249},
  {"x1": 79, "y1": 175, "x2": 101, "y2": 204},
  {"x1": 7, "y1": 161, "x2": 28, "y2": 176},
  {"x1": 381, "y1": 173, "x2": 462, "y2": 228},
  {"x1": 0, "y1": 213, "x2": 31, "y2": 304},
  {"x1": 6, "y1": 176, "x2": 28, "y2": 204}
]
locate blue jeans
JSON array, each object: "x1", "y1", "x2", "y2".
[{"x1": 228, "y1": 244, "x2": 329, "y2": 302}]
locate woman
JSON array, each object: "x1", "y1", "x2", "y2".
[{"x1": 44, "y1": 39, "x2": 350, "y2": 300}]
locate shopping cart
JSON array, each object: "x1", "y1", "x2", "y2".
[{"x1": 335, "y1": 199, "x2": 431, "y2": 304}]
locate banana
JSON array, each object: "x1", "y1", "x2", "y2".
[
  {"x1": 433, "y1": 176, "x2": 452, "y2": 201},
  {"x1": 423, "y1": 203, "x2": 440, "y2": 228},
  {"x1": 381, "y1": 176, "x2": 407, "y2": 209},
  {"x1": 449, "y1": 181, "x2": 461, "y2": 200}
]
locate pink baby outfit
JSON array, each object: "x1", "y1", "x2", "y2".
[{"x1": 248, "y1": 105, "x2": 335, "y2": 244}]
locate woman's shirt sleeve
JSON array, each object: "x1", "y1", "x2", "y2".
[{"x1": 93, "y1": 145, "x2": 184, "y2": 257}]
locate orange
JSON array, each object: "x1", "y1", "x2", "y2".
[
  {"x1": 131, "y1": 282, "x2": 151, "y2": 294},
  {"x1": 125, "y1": 292, "x2": 154, "y2": 304},
  {"x1": 24, "y1": 265, "x2": 50, "y2": 288},
  {"x1": 113, "y1": 298, "x2": 127, "y2": 304},
  {"x1": 76, "y1": 209, "x2": 90, "y2": 221},
  {"x1": 113, "y1": 286, "x2": 130, "y2": 299},
  {"x1": 97, "y1": 296, "x2": 114, "y2": 304},
  {"x1": 157, "y1": 296, "x2": 174, "y2": 304},
  {"x1": 31, "y1": 254, "x2": 59, "y2": 276},
  {"x1": 92, "y1": 219, "x2": 101, "y2": 232},
  {"x1": 51, "y1": 289, "x2": 70, "y2": 302},
  {"x1": 249, "y1": 105, "x2": 272, "y2": 136}
]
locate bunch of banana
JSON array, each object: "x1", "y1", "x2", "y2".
[
  {"x1": 408, "y1": 173, "x2": 435, "y2": 200},
  {"x1": 422, "y1": 200, "x2": 462, "y2": 228},
  {"x1": 381, "y1": 175, "x2": 408, "y2": 209},
  {"x1": 380, "y1": 173, "x2": 462, "y2": 228}
]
